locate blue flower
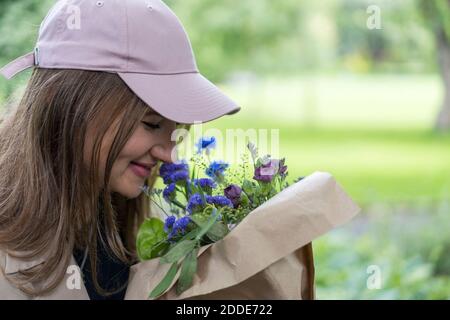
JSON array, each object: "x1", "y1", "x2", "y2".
[
  {"x1": 159, "y1": 162, "x2": 188, "y2": 177},
  {"x1": 193, "y1": 178, "x2": 217, "y2": 190},
  {"x1": 205, "y1": 161, "x2": 229, "y2": 181},
  {"x1": 196, "y1": 136, "x2": 216, "y2": 154},
  {"x1": 186, "y1": 193, "x2": 206, "y2": 214},
  {"x1": 168, "y1": 216, "x2": 191, "y2": 240},
  {"x1": 206, "y1": 195, "x2": 233, "y2": 208},
  {"x1": 175, "y1": 216, "x2": 191, "y2": 230},
  {"x1": 167, "y1": 170, "x2": 189, "y2": 184},
  {"x1": 162, "y1": 183, "x2": 176, "y2": 203},
  {"x1": 164, "y1": 215, "x2": 176, "y2": 233},
  {"x1": 159, "y1": 162, "x2": 189, "y2": 184}
]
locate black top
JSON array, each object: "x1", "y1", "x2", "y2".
[
  {"x1": 73, "y1": 236, "x2": 130, "y2": 300},
  {"x1": 73, "y1": 199, "x2": 130, "y2": 300}
]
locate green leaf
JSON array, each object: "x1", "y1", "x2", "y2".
[
  {"x1": 149, "y1": 239, "x2": 170, "y2": 258},
  {"x1": 191, "y1": 210, "x2": 228, "y2": 242},
  {"x1": 179, "y1": 227, "x2": 202, "y2": 242},
  {"x1": 240, "y1": 192, "x2": 250, "y2": 207},
  {"x1": 171, "y1": 199, "x2": 186, "y2": 210},
  {"x1": 190, "y1": 213, "x2": 208, "y2": 226},
  {"x1": 160, "y1": 239, "x2": 197, "y2": 264},
  {"x1": 260, "y1": 181, "x2": 272, "y2": 196},
  {"x1": 206, "y1": 221, "x2": 229, "y2": 242},
  {"x1": 149, "y1": 262, "x2": 179, "y2": 299},
  {"x1": 136, "y1": 218, "x2": 167, "y2": 261},
  {"x1": 242, "y1": 179, "x2": 255, "y2": 196},
  {"x1": 268, "y1": 186, "x2": 277, "y2": 198},
  {"x1": 190, "y1": 163, "x2": 196, "y2": 181},
  {"x1": 255, "y1": 158, "x2": 263, "y2": 168},
  {"x1": 195, "y1": 208, "x2": 220, "y2": 241},
  {"x1": 198, "y1": 183, "x2": 207, "y2": 204},
  {"x1": 176, "y1": 247, "x2": 199, "y2": 295}
]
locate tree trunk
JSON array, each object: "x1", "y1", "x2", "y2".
[{"x1": 435, "y1": 30, "x2": 450, "y2": 131}]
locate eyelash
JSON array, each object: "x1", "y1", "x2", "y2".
[{"x1": 142, "y1": 121, "x2": 162, "y2": 130}]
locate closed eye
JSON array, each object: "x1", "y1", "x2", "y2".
[{"x1": 142, "y1": 121, "x2": 161, "y2": 130}]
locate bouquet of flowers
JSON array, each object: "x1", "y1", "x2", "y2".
[
  {"x1": 128, "y1": 136, "x2": 361, "y2": 300},
  {"x1": 137, "y1": 137, "x2": 298, "y2": 298}
]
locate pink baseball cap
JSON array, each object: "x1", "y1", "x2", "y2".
[{"x1": 0, "y1": 0, "x2": 240, "y2": 124}]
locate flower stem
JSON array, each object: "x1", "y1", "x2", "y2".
[
  {"x1": 150, "y1": 197, "x2": 170, "y2": 218},
  {"x1": 175, "y1": 186, "x2": 188, "y2": 199},
  {"x1": 171, "y1": 199, "x2": 186, "y2": 210}
]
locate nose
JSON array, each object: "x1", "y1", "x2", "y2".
[{"x1": 150, "y1": 140, "x2": 176, "y2": 164}]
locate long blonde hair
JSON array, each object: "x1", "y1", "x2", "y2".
[{"x1": 0, "y1": 68, "x2": 159, "y2": 297}]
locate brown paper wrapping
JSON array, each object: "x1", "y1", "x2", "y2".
[{"x1": 125, "y1": 171, "x2": 361, "y2": 300}]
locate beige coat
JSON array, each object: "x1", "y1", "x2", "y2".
[{"x1": 0, "y1": 250, "x2": 90, "y2": 300}]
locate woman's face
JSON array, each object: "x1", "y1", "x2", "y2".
[{"x1": 85, "y1": 109, "x2": 177, "y2": 199}]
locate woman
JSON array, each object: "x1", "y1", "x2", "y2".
[{"x1": 0, "y1": 0, "x2": 240, "y2": 300}]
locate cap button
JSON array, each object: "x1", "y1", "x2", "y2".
[
  {"x1": 146, "y1": 3, "x2": 153, "y2": 10},
  {"x1": 96, "y1": 1, "x2": 104, "y2": 7}
]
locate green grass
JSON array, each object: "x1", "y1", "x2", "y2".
[
  {"x1": 201, "y1": 74, "x2": 450, "y2": 206},
  {"x1": 220, "y1": 74, "x2": 443, "y2": 129},
  {"x1": 202, "y1": 121, "x2": 450, "y2": 206}
]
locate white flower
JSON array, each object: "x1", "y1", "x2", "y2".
[
  {"x1": 261, "y1": 154, "x2": 272, "y2": 166},
  {"x1": 140, "y1": 185, "x2": 149, "y2": 193},
  {"x1": 247, "y1": 142, "x2": 258, "y2": 162},
  {"x1": 227, "y1": 223, "x2": 237, "y2": 231}
]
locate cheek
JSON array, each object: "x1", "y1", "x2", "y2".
[
  {"x1": 110, "y1": 161, "x2": 136, "y2": 197},
  {"x1": 83, "y1": 119, "x2": 120, "y2": 176},
  {"x1": 118, "y1": 130, "x2": 154, "y2": 161}
]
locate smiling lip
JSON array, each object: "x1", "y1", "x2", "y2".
[{"x1": 129, "y1": 162, "x2": 152, "y2": 178}]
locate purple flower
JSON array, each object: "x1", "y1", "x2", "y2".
[
  {"x1": 164, "y1": 215, "x2": 176, "y2": 233},
  {"x1": 206, "y1": 195, "x2": 233, "y2": 208},
  {"x1": 224, "y1": 184, "x2": 242, "y2": 208},
  {"x1": 193, "y1": 178, "x2": 217, "y2": 189},
  {"x1": 186, "y1": 193, "x2": 206, "y2": 214},
  {"x1": 163, "y1": 183, "x2": 176, "y2": 202},
  {"x1": 174, "y1": 216, "x2": 191, "y2": 230},
  {"x1": 168, "y1": 216, "x2": 191, "y2": 240},
  {"x1": 254, "y1": 165, "x2": 274, "y2": 182},
  {"x1": 196, "y1": 136, "x2": 216, "y2": 154},
  {"x1": 186, "y1": 193, "x2": 233, "y2": 214},
  {"x1": 278, "y1": 158, "x2": 288, "y2": 177},
  {"x1": 159, "y1": 162, "x2": 189, "y2": 184},
  {"x1": 168, "y1": 170, "x2": 189, "y2": 184},
  {"x1": 253, "y1": 159, "x2": 283, "y2": 182},
  {"x1": 159, "y1": 162, "x2": 188, "y2": 177}
]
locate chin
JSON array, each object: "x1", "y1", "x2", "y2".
[
  {"x1": 121, "y1": 187, "x2": 143, "y2": 199},
  {"x1": 112, "y1": 181, "x2": 143, "y2": 199}
]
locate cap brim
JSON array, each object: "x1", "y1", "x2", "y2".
[{"x1": 117, "y1": 72, "x2": 240, "y2": 124}]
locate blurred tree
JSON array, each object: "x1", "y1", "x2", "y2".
[
  {"x1": 0, "y1": 0, "x2": 54, "y2": 100},
  {"x1": 0, "y1": 0, "x2": 439, "y2": 102},
  {"x1": 165, "y1": 0, "x2": 309, "y2": 81},
  {"x1": 336, "y1": 0, "x2": 433, "y2": 73},
  {"x1": 419, "y1": 0, "x2": 450, "y2": 131}
]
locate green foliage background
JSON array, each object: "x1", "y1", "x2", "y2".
[{"x1": 1, "y1": 0, "x2": 449, "y2": 299}]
